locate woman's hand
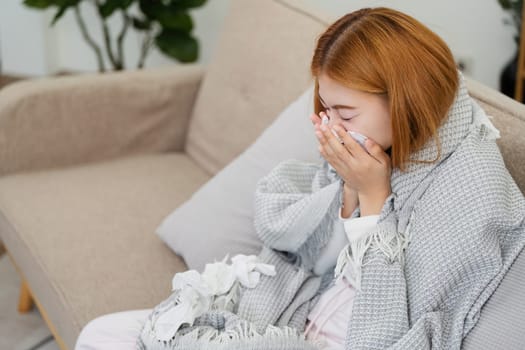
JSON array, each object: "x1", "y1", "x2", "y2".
[
  {"x1": 310, "y1": 112, "x2": 358, "y2": 216},
  {"x1": 312, "y1": 112, "x2": 392, "y2": 216},
  {"x1": 341, "y1": 183, "x2": 359, "y2": 218},
  {"x1": 309, "y1": 112, "x2": 322, "y2": 129}
]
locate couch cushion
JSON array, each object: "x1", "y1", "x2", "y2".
[
  {"x1": 185, "y1": 0, "x2": 333, "y2": 174},
  {"x1": 0, "y1": 153, "x2": 210, "y2": 349},
  {"x1": 462, "y1": 247, "x2": 525, "y2": 349},
  {"x1": 466, "y1": 78, "x2": 525, "y2": 193},
  {"x1": 158, "y1": 86, "x2": 318, "y2": 271}
]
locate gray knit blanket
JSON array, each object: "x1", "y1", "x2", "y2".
[{"x1": 138, "y1": 77, "x2": 525, "y2": 349}]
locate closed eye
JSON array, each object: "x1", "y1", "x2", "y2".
[
  {"x1": 320, "y1": 101, "x2": 358, "y2": 120},
  {"x1": 339, "y1": 110, "x2": 359, "y2": 120}
]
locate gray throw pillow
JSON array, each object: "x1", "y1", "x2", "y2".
[{"x1": 157, "y1": 86, "x2": 319, "y2": 270}]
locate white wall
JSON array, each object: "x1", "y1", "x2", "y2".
[
  {"x1": 0, "y1": 0, "x2": 517, "y2": 89},
  {"x1": 0, "y1": 1, "x2": 56, "y2": 76}
]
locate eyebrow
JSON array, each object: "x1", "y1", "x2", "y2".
[{"x1": 319, "y1": 95, "x2": 357, "y2": 110}]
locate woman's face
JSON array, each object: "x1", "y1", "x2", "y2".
[{"x1": 317, "y1": 74, "x2": 392, "y2": 151}]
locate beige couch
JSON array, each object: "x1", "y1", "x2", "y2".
[{"x1": 0, "y1": 1, "x2": 524, "y2": 349}]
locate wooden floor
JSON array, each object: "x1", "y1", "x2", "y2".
[{"x1": 0, "y1": 254, "x2": 60, "y2": 350}]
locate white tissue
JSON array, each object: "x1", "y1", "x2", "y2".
[
  {"x1": 154, "y1": 254, "x2": 276, "y2": 341},
  {"x1": 202, "y1": 258, "x2": 236, "y2": 295},
  {"x1": 347, "y1": 131, "x2": 368, "y2": 147},
  {"x1": 231, "y1": 254, "x2": 276, "y2": 289}
]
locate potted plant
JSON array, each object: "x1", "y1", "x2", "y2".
[
  {"x1": 498, "y1": 0, "x2": 523, "y2": 99},
  {"x1": 23, "y1": 0, "x2": 208, "y2": 72}
]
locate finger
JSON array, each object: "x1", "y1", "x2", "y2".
[
  {"x1": 364, "y1": 138, "x2": 391, "y2": 165},
  {"x1": 319, "y1": 111, "x2": 333, "y2": 129},
  {"x1": 315, "y1": 131, "x2": 337, "y2": 161},
  {"x1": 317, "y1": 124, "x2": 340, "y2": 159},
  {"x1": 332, "y1": 125, "x2": 366, "y2": 159},
  {"x1": 315, "y1": 129, "x2": 326, "y2": 145},
  {"x1": 318, "y1": 144, "x2": 325, "y2": 156},
  {"x1": 318, "y1": 144, "x2": 337, "y2": 166},
  {"x1": 310, "y1": 113, "x2": 322, "y2": 126},
  {"x1": 320, "y1": 122, "x2": 347, "y2": 155},
  {"x1": 314, "y1": 120, "x2": 327, "y2": 143}
]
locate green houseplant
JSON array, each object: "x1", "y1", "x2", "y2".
[
  {"x1": 499, "y1": 0, "x2": 523, "y2": 44},
  {"x1": 23, "y1": 0, "x2": 207, "y2": 72},
  {"x1": 498, "y1": 0, "x2": 523, "y2": 99}
]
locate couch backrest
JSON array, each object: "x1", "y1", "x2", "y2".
[
  {"x1": 185, "y1": 0, "x2": 332, "y2": 174},
  {"x1": 466, "y1": 78, "x2": 525, "y2": 194}
]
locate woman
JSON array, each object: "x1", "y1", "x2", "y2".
[{"x1": 76, "y1": 7, "x2": 525, "y2": 350}]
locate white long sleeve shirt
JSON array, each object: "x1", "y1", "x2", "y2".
[{"x1": 305, "y1": 209, "x2": 379, "y2": 349}]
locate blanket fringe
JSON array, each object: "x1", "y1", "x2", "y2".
[
  {"x1": 334, "y1": 223, "x2": 412, "y2": 290},
  {"x1": 139, "y1": 319, "x2": 325, "y2": 350}
]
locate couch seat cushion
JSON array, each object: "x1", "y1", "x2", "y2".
[{"x1": 0, "y1": 153, "x2": 210, "y2": 349}]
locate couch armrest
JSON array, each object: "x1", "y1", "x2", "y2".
[{"x1": 0, "y1": 65, "x2": 205, "y2": 176}]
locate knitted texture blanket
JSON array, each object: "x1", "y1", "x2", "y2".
[{"x1": 138, "y1": 77, "x2": 525, "y2": 349}]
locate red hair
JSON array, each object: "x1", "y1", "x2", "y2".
[{"x1": 311, "y1": 8, "x2": 459, "y2": 171}]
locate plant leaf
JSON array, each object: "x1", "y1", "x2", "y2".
[
  {"x1": 120, "y1": 0, "x2": 133, "y2": 9},
  {"x1": 155, "y1": 29, "x2": 198, "y2": 63},
  {"x1": 158, "y1": 11, "x2": 193, "y2": 31},
  {"x1": 55, "y1": 0, "x2": 81, "y2": 7},
  {"x1": 499, "y1": 0, "x2": 512, "y2": 9},
  {"x1": 132, "y1": 16, "x2": 152, "y2": 30},
  {"x1": 171, "y1": 0, "x2": 207, "y2": 10},
  {"x1": 98, "y1": 0, "x2": 134, "y2": 18},
  {"x1": 140, "y1": 0, "x2": 207, "y2": 13},
  {"x1": 51, "y1": 5, "x2": 68, "y2": 25},
  {"x1": 139, "y1": 0, "x2": 160, "y2": 18},
  {"x1": 139, "y1": 1, "x2": 194, "y2": 31},
  {"x1": 98, "y1": 1, "x2": 117, "y2": 18},
  {"x1": 23, "y1": 0, "x2": 55, "y2": 9}
]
